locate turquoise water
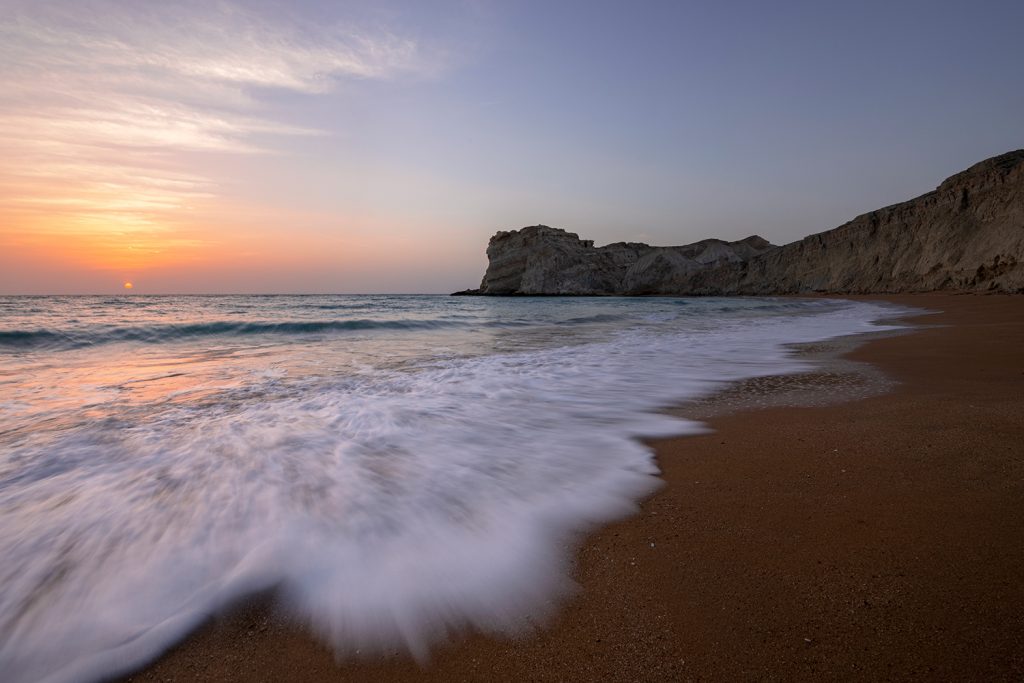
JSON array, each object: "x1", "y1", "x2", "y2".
[{"x1": 0, "y1": 295, "x2": 906, "y2": 683}]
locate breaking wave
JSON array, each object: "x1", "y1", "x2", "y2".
[{"x1": 0, "y1": 296, "x2": 910, "y2": 683}]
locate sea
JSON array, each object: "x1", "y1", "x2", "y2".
[{"x1": 0, "y1": 294, "x2": 909, "y2": 683}]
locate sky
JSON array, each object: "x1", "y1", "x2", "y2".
[{"x1": 1, "y1": 0, "x2": 1022, "y2": 294}]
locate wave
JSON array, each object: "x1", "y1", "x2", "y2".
[
  {"x1": 0, "y1": 300, "x2": 913, "y2": 683},
  {"x1": 0, "y1": 311, "x2": 645, "y2": 351},
  {"x1": 0, "y1": 319, "x2": 470, "y2": 350}
]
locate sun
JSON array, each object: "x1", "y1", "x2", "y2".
[{"x1": 123, "y1": 281, "x2": 134, "y2": 290}]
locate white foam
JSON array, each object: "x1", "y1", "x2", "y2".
[{"x1": 0, "y1": 300, "x2": 908, "y2": 683}]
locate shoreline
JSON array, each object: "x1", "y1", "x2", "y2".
[{"x1": 123, "y1": 293, "x2": 1024, "y2": 681}]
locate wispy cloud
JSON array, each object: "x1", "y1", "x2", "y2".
[{"x1": 0, "y1": 0, "x2": 433, "y2": 269}]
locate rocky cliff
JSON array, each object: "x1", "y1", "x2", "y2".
[{"x1": 457, "y1": 150, "x2": 1024, "y2": 295}]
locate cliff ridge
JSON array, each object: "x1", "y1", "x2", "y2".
[{"x1": 457, "y1": 150, "x2": 1024, "y2": 295}]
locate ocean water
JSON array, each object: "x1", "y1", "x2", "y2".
[{"x1": 0, "y1": 295, "x2": 908, "y2": 682}]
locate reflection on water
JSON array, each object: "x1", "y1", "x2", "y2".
[{"x1": 0, "y1": 295, "x2": 732, "y2": 444}]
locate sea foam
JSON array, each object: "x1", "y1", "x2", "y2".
[{"x1": 0, "y1": 298, "x2": 907, "y2": 683}]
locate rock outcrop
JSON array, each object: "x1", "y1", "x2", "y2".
[
  {"x1": 455, "y1": 227, "x2": 775, "y2": 295},
  {"x1": 457, "y1": 150, "x2": 1024, "y2": 295}
]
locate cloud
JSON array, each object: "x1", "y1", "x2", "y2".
[{"x1": 0, "y1": 0, "x2": 434, "y2": 267}]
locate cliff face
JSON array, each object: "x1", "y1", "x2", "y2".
[
  {"x1": 459, "y1": 150, "x2": 1024, "y2": 296},
  {"x1": 464, "y1": 226, "x2": 775, "y2": 295},
  {"x1": 689, "y1": 150, "x2": 1024, "y2": 294}
]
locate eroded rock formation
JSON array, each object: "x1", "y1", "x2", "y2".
[
  {"x1": 456, "y1": 227, "x2": 775, "y2": 295},
  {"x1": 457, "y1": 150, "x2": 1024, "y2": 295}
]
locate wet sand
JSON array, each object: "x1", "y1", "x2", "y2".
[{"x1": 125, "y1": 294, "x2": 1024, "y2": 682}]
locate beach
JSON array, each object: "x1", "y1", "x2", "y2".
[
  {"x1": 6, "y1": 4, "x2": 1022, "y2": 681},
  {"x1": 121, "y1": 293, "x2": 1024, "y2": 681}
]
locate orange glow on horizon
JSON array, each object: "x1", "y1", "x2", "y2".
[
  {"x1": 0, "y1": 203, "x2": 456, "y2": 293},
  {"x1": 0, "y1": 2, "x2": 482, "y2": 295},
  {"x1": 0, "y1": 219, "x2": 208, "y2": 271}
]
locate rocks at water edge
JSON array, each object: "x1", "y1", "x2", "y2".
[{"x1": 453, "y1": 227, "x2": 775, "y2": 295}]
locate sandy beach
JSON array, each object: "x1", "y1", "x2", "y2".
[{"x1": 125, "y1": 294, "x2": 1024, "y2": 682}]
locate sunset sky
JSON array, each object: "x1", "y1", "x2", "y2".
[{"x1": 1, "y1": 0, "x2": 1022, "y2": 294}]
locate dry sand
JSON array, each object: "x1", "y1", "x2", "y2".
[{"x1": 125, "y1": 294, "x2": 1024, "y2": 682}]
